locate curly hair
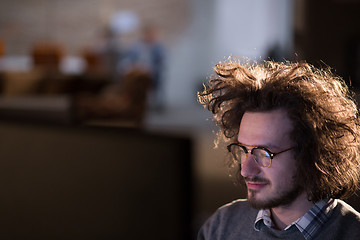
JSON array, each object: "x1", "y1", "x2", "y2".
[{"x1": 198, "y1": 59, "x2": 360, "y2": 202}]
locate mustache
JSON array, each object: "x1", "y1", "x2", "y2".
[{"x1": 244, "y1": 176, "x2": 270, "y2": 184}]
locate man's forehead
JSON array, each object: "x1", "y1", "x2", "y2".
[
  {"x1": 238, "y1": 110, "x2": 294, "y2": 147},
  {"x1": 241, "y1": 109, "x2": 291, "y2": 123}
]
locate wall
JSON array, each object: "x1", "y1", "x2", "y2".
[
  {"x1": 294, "y1": 0, "x2": 360, "y2": 87},
  {"x1": 0, "y1": 0, "x2": 295, "y2": 111},
  {"x1": 166, "y1": 0, "x2": 294, "y2": 107},
  {"x1": 0, "y1": 0, "x2": 191, "y2": 55}
]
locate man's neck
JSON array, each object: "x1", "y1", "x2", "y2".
[{"x1": 270, "y1": 192, "x2": 314, "y2": 230}]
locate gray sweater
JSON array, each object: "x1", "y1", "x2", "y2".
[{"x1": 198, "y1": 199, "x2": 360, "y2": 240}]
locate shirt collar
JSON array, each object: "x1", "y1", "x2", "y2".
[{"x1": 254, "y1": 199, "x2": 337, "y2": 240}]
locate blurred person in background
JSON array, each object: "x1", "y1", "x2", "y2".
[
  {"x1": 99, "y1": 26, "x2": 125, "y2": 81},
  {"x1": 121, "y1": 24, "x2": 166, "y2": 111},
  {"x1": 197, "y1": 59, "x2": 360, "y2": 239}
]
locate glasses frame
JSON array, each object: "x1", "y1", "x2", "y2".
[{"x1": 227, "y1": 143, "x2": 294, "y2": 168}]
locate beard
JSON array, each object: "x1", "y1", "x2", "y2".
[{"x1": 245, "y1": 176, "x2": 303, "y2": 210}]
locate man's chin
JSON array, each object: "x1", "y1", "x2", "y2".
[
  {"x1": 247, "y1": 193, "x2": 271, "y2": 210},
  {"x1": 248, "y1": 197, "x2": 275, "y2": 210},
  {"x1": 247, "y1": 186, "x2": 303, "y2": 210}
]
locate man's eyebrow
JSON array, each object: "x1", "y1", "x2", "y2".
[{"x1": 237, "y1": 141, "x2": 278, "y2": 150}]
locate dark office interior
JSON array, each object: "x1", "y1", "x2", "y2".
[{"x1": 0, "y1": 0, "x2": 359, "y2": 239}]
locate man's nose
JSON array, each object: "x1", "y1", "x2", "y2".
[{"x1": 240, "y1": 153, "x2": 261, "y2": 178}]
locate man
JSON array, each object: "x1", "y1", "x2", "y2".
[{"x1": 197, "y1": 60, "x2": 360, "y2": 239}]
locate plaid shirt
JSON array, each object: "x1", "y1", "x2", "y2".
[{"x1": 254, "y1": 199, "x2": 337, "y2": 240}]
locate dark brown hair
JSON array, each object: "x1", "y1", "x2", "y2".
[{"x1": 198, "y1": 59, "x2": 360, "y2": 201}]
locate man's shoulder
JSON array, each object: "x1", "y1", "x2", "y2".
[
  {"x1": 203, "y1": 199, "x2": 256, "y2": 228},
  {"x1": 336, "y1": 199, "x2": 360, "y2": 222},
  {"x1": 207, "y1": 198, "x2": 256, "y2": 222},
  {"x1": 218, "y1": 198, "x2": 252, "y2": 213},
  {"x1": 198, "y1": 199, "x2": 258, "y2": 240},
  {"x1": 316, "y1": 200, "x2": 360, "y2": 239}
]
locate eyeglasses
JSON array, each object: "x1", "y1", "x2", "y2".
[{"x1": 227, "y1": 143, "x2": 294, "y2": 168}]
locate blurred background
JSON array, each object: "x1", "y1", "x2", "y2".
[{"x1": 0, "y1": 0, "x2": 359, "y2": 239}]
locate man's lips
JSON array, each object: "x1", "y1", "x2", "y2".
[
  {"x1": 244, "y1": 177, "x2": 269, "y2": 190},
  {"x1": 246, "y1": 181, "x2": 268, "y2": 190}
]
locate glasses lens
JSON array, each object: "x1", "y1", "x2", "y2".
[
  {"x1": 230, "y1": 145, "x2": 246, "y2": 163},
  {"x1": 252, "y1": 148, "x2": 271, "y2": 167}
]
